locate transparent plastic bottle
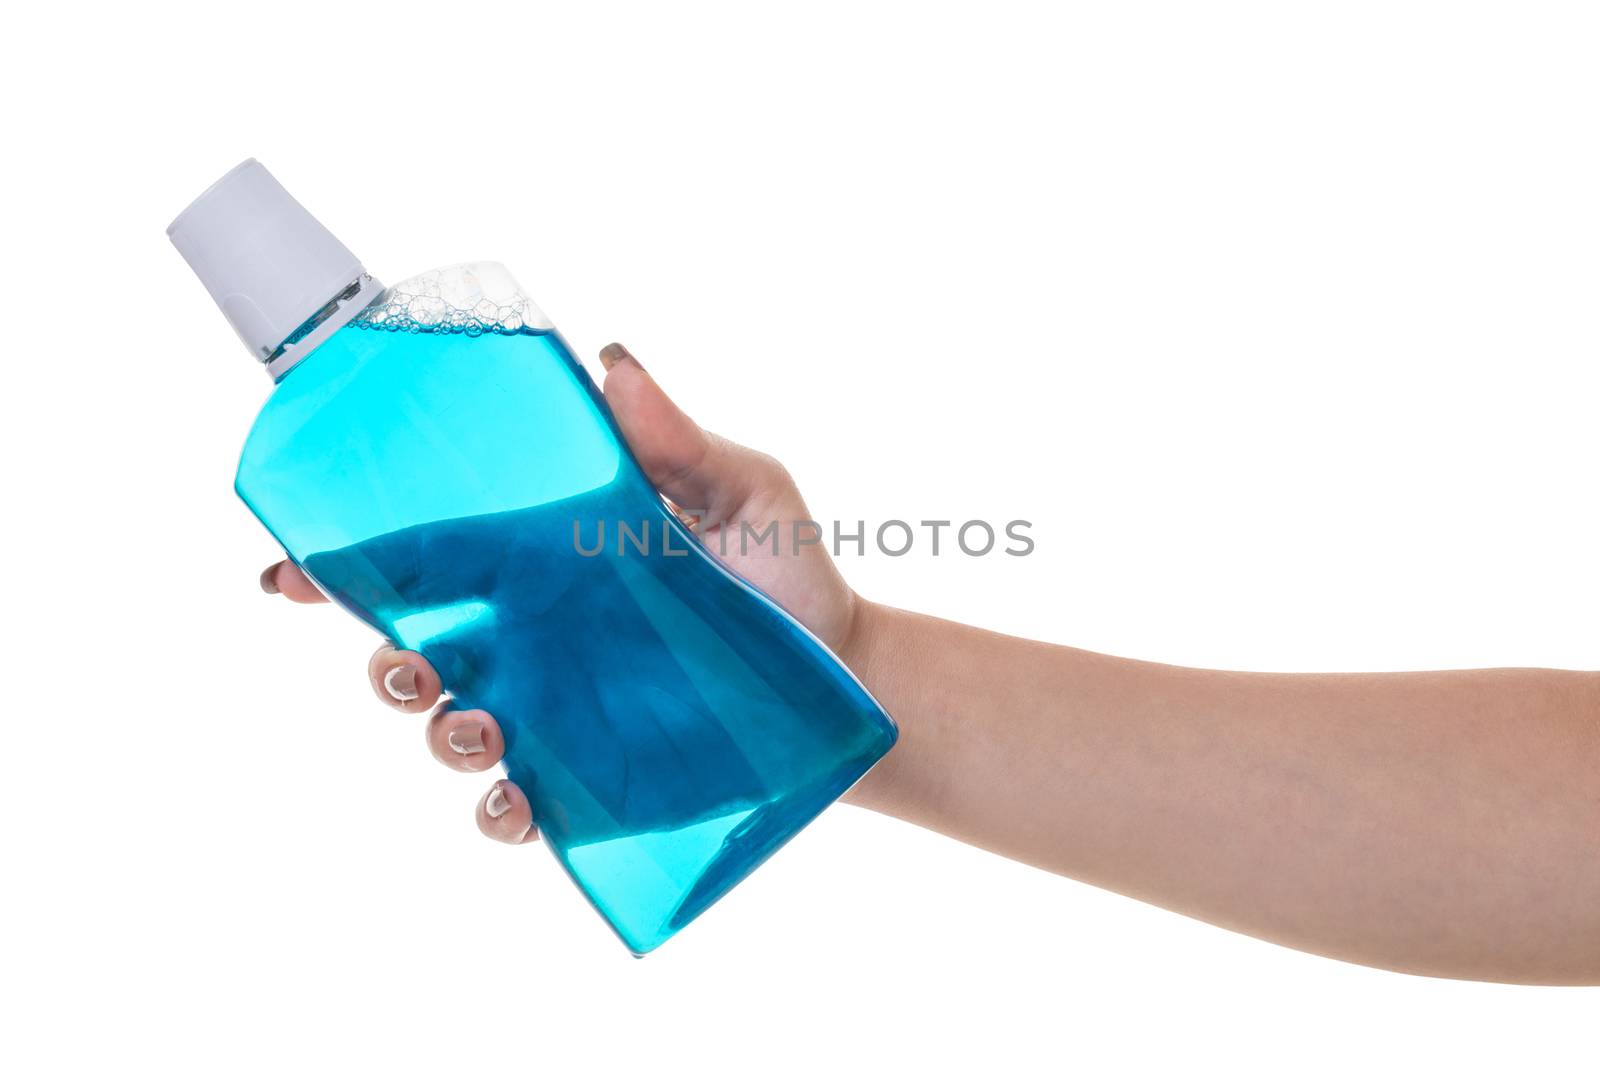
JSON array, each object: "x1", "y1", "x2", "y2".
[{"x1": 170, "y1": 161, "x2": 897, "y2": 954}]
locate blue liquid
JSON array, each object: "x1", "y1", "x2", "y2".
[{"x1": 236, "y1": 321, "x2": 897, "y2": 953}]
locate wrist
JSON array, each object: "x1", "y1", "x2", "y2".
[
  {"x1": 833, "y1": 591, "x2": 880, "y2": 680},
  {"x1": 835, "y1": 597, "x2": 913, "y2": 812}
]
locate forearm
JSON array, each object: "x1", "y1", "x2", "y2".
[{"x1": 841, "y1": 601, "x2": 1600, "y2": 984}]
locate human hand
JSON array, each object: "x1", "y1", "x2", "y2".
[{"x1": 257, "y1": 341, "x2": 865, "y2": 845}]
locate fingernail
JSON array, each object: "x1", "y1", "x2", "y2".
[
  {"x1": 383, "y1": 664, "x2": 419, "y2": 702},
  {"x1": 599, "y1": 342, "x2": 634, "y2": 371},
  {"x1": 448, "y1": 723, "x2": 487, "y2": 755},
  {"x1": 486, "y1": 784, "x2": 512, "y2": 818},
  {"x1": 259, "y1": 564, "x2": 280, "y2": 594},
  {"x1": 669, "y1": 501, "x2": 703, "y2": 530}
]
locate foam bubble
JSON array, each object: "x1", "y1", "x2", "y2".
[{"x1": 352, "y1": 262, "x2": 554, "y2": 334}]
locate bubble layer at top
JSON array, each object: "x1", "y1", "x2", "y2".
[{"x1": 351, "y1": 262, "x2": 554, "y2": 335}]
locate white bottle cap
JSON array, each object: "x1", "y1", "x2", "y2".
[{"x1": 168, "y1": 159, "x2": 381, "y2": 373}]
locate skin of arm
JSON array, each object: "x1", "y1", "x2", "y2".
[
  {"x1": 839, "y1": 603, "x2": 1600, "y2": 985},
  {"x1": 262, "y1": 342, "x2": 1600, "y2": 984}
]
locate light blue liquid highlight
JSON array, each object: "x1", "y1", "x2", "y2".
[{"x1": 236, "y1": 322, "x2": 897, "y2": 953}]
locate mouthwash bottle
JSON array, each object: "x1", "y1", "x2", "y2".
[{"x1": 168, "y1": 160, "x2": 897, "y2": 954}]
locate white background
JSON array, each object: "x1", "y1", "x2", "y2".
[{"x1": 2, "y1": 1, "x2": 1597, "y2": 1062}]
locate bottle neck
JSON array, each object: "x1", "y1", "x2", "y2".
[{"x1": 265, "y1": 274, "x2": 385, "y2": 380}]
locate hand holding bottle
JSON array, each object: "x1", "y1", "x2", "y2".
[{"x1": 260, "y1": 340, "x2": 872, "y2": 846}]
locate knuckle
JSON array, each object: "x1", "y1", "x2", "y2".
[{"x1": 737, "y1": 446, "x2": 793, "y2": 495}]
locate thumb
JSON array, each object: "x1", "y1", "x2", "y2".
[{"x1": 598, "y1": 342, "x2": 785, "y2": 529}]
